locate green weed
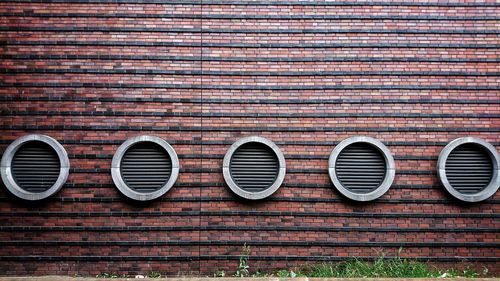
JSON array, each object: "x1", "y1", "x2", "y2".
[
  {"x1": 95, "y1": 272, "x2": 129, "y2": 278},
  {"x1": 234, "y1": 244, "x2": 251, "y2": 277},
  {"x1": 147, "y1": 271, "x2": 163, "y2": 278},
  {"x1": 289, "y1": 256, "x2": 484, "y2": 278}
]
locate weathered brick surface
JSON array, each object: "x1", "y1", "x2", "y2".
[{"x1": 0, "y1": 0, "x2": 499, "y2": 277}]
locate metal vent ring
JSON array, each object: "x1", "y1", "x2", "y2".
[
  {"x1": 223, "y1": 136, "x2": 286, "y2": 200},
  {"x1": 437, "y1": 137, "x2": 499, "y2": 202},
  {"x1": 329, "y1": 136, "x2": 395, "y2": 201},
  {"x1": 111, "y1": 135, "x2": 179, "y2": 201},
  {"x1": 1, "y1": 134, "x2": 70, "y2": 201}
]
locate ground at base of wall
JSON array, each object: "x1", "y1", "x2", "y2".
[{"x1": 0, "y1": 278, "x2": 499, "y2": 281}]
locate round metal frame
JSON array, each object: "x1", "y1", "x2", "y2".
[
  {"x1": 111, "y1": 135, "x2": 179, "y2": 201},
  {"x1": 223, "y1": 136, "x2": 286, "y2": 200},
  {"x1": 328, "y1": 136, "x2": 395, "y2": 201},
  {"x1": 1, "y1": 134, "x2": 70, "y2": 201},
  {"x1": 437, "y1": 137, "x2": 499, "y2": 202}
]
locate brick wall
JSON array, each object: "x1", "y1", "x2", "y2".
[{"x1": 0, "y1": 0, "x2": 499, "y2": 276}]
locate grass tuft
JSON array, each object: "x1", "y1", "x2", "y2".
[
  {"x1": 216, "y1": 245, "x2": 489, "y2": 278},
  {"x1": 274, "y1": 256, "x2": 486, "y2": 278}
]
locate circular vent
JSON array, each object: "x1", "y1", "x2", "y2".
[
  {"x1": 335, "y1": 143, "x2": 387, "y2": 194},
  {"x1": 120, "y1": 142, "x2": 172, "y2": 193},
  {"x1": 329, "y1": 136, "x2": 395, "y2": 201},
  {"x1": 1, "y1": 134, "x2": 70, "y2": 200},
  {"x1": 438, "y1": 137, "x2": 499, "y2": 202},
  {"x1": 230, "y1": 142, "x2": 279, "y2": 192},
  {"x1": 12, "y1": 141, "x2": 61, "y2": 193},
  {"x1": 111, "y1": 136, "x2": 179, "y2": 201},
  {"x1": 223, "y1": 136, "x2": 286, "y2": 200},
  {"x1": 446, "y1": 144, "x2": 493, "y2": 194}
]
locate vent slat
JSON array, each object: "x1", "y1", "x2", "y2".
[
  {"x1": 124, "y1": 182, "x2": 169, "y2": 185},
  {"x1": 447, "y1": 158, "x2": 490, "y2": 161},
  {"x1": 446, "y1": 179, "x2": 492, "y2": 183},
  {"x1": 338, "y1": 178, "x2": 384, "y2": 182},
  {"x1": 445, "y1": 173, "x2": 492, "y2": 177},
  {"x1": 12, "y1": 141, "x2": 61, "y2": 192},
  {"x1": 10, "y1": 166, "x2": 60, "y2": 169},
  {"x1": 11, "y1": 171, "x2": 60, "y2": 174},
  {"x1": 338, "y1": 175, "x2": 386, "y2": 179},
  {"x1": 230, "y1": 142, "x2": 279, "y2": 192},
  {"x1": 233, "y1": 166, "x2": 275, "y2": 170},
  {"x1": 452, "y1": 183, "x2": 493, "y2": 187},
  {"x1": 230, "y1": 165, "x2": 279, "y2": 168},
  {"x1": 229, "y1": 179, "x2": 276, "y2": 182},
  {"x1": 336, "y1": 166, "x2": 386, "y2": 169},
  {"x1": 120, "y1": 142, "x2": 172, "y2": 193},
  {"x1": 232, "y1": 158, "x2": 277, "y2": 161},
  {"x1": 445, "y1": 143, "x2": 493, "y2": 194},
  {"x1": 446, "y1": 163, "x2": 492, "y2": 166},
  {"x1": 121, "y1": 168, "x2": 171, "y2": 171},
  {"x1": 14, "y1": 180, "x2": 59, "y2": 185},
  {"x1": 232, "y1": 180, "x2": 276, "y2": 183},
  {"x1": 335, "y1": 143, "x2": 386, "y2": 194}
]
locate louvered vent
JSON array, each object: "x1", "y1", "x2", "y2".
[
  {"x1": 335, "y1": 143, "x2": 387, "y2": 194},
  {"x1": 229, "y1": 142, "x2": 279, "y2": 192},
  {"x1": 11, "y1": 141, "x2": 61, "y2": 193},
  {"x1": 445, "y1": 143, "x2": 493, "y2": 194},
  {"x1": 120, "y1": 142, "x2": 172, "y2": 193}
]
